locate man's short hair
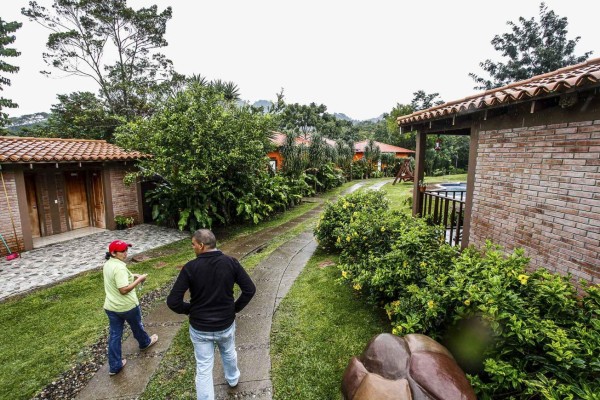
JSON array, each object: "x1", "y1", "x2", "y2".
[{"x1": 193, "y1": 229, "x2": 217, "y2": 249}]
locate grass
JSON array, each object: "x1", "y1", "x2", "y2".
[
  {"x1": 381, "y1": 173, "x2": 468, "y2": 213},
  {"x1": 0, "y1": 239, "x2": 191, "y2": 400},
  {"x1": 270, "y1": 250, "x2": 389, "y2": 399}
]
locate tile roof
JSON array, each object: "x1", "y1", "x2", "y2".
[
  {"x1": 398, "y1": 57, "x2": 600, "y2": 125},
  {"x1": 354, "y1": 140, "x2": 414, "y2": 154},
  {"x1": 0, "y1": 136, "x2": 150, "y2": 163}
]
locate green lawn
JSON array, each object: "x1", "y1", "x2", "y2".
[
  {"x1": 382, "y1": 173, "x2": 467, "y2": 213},
  {"x1": 270, "y1": 250, "x2": 389, "y2": 399}
]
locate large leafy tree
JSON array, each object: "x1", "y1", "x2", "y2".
[
  {"x1": 22, "y1": 0, "x2": 175, "y2": 119},
  {"x1": 470, "y1": 2, "x2": 592, "y2": 90},
  {"x1": 116, "y1": 83, "x2": 275, "y2": 229},
  {"x1": 0, "y1": 18, "x2": 22, "y2": 127},
  {"x1": 37, "y1": 92, "x2": 123, "y2": 141},
  {"x1": 278, "y1": 102, "x2": 328, "y2": 139}
]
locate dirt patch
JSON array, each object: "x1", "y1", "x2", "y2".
[{"x1": 318, "y1": 260, "x2": 336, "y2": 268}]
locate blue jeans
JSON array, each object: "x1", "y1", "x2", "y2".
[
  {"x1": 105, "y1": 305, "x2": 151, "y2": 373},
  {"x1": 189, "y1": 322, "x2": 240, "y2": 400}
]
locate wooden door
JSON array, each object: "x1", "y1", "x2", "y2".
[
  {"x1": 91, "y1": 172, "x2": 105, "y2": 228},
  {"x1": 64, "y1": 172, "x2": 90, "y2": 229},
  {"x1": 24, "y1": 175, "x2": 41, "y2": 238}
]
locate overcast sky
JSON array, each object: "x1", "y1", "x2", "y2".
[{"x1": 3, "y1": 0, "x2": 599, "y2": 121}]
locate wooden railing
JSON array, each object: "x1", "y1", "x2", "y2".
[{"x1": 420, "y1": 190, "x2": 465, "y2": 247}]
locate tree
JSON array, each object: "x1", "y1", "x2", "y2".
[
  {"x1": 116, "y1": 84, "x2": 275, "y2": 229},
  {"x1": 470, "y1": 2, "x2": 592, "y2": 90},
  {"x1": 22, "y1": 0, "x2": 175, "y2": 119},
  {"x1": 0, "y1": 18, "x2": 22, "y2": 127},
  {"x1": 278, "y1": 102, "x2": 328, "y2": 139},
  {"x1": 410, "y1": 90, "x2": 444, "y2": 111},
  {"x1": 39, "y1": 92, "x2": 123, "y2": 141}
]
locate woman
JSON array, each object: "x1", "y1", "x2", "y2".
[{"x1": 103, "y1": 240, "x2": 158, "y2": 375}]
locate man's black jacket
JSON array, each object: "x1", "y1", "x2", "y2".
[{"x1": 167, "y1": 250, "x2": 256, "y2": 331}]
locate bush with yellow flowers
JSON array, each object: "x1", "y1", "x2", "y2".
[{"x1": 313, "y1": 189, "x2": 388, "y2": 250}]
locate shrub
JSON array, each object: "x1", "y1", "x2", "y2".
[
  {"x1": 385, "y1": 243, "x2": 600, "y2": 399},
  {"x1": 314, "y1": 190, "x2": 388, "y2": 251}
]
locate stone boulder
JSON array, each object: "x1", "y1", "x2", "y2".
[{"x1": 342, "y1": 333, "x2": 476, "y2": 400}]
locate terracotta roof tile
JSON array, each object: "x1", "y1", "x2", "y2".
[
  {"x1": 354, "y1": 140, "x2": 414, "y2": 154},
  {"x1": 398, "y1": 57, "x2": 600, "y2": 125},
  {"x1": 0, "y1": 136, "x2": 150, "y2": 163}
]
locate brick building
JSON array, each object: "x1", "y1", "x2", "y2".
[
  {"x1": 398, "y1": 58, "x2": 600, "y2": 283},
  {"x1": 0, "y1": 137, "x2": 148, "y2": 255}
]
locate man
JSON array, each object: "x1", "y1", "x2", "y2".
[{"x1": 167, "y1": 229, "x2": 256, "y2": 400}]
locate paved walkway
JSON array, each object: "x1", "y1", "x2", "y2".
[{"x1": 0, "y1": 225, "x2": 189, "y2": 302}]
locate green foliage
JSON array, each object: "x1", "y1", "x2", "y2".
[
  {"x1": 316, "y1": 189, "x2": 600, "y2": 398},
  {"x1": 0, "y1": 18, "x2": 22, "y2": 126},
  {"x1": 114, "y1": 215, "x2": 134, "y2": 228},
  {"x1": 314, "y1": 190, "x2": 389, "y2": 251},
  {"x1": 29, "y1": 92, "x2": 124, "y2": 141},
  {"x1": 470, "y1": 2, "x2": 592, "y2": 90},
  {"x1": 116, "y1": 84, "x2": 315, "y2": 230},
  {"x1": 23, "y1": 0, "x2": 175, "y2": 119}
]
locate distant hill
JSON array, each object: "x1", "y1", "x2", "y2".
[
  {"x1": 6, "y1": 112, "x2": 49, "y2": 133},
  {"x1": 252, "y1": 100, "x2": 273, "y2": 111}
]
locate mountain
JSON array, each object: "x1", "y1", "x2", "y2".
[
  {"x1": 333, "y1": 112, "x2": 353, "y2": 122},
  {"x1": 6, "y1": 112, "x2": 49, "y2": 133},
  {"x1": 252, "y1": 100, "x2": 273, "y2": 111}
]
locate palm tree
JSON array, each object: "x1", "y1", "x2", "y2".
[{"x1": 363, "y1": 139, "x2": 381, "y2": 178}]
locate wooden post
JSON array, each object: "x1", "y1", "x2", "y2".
[{"x1": 412, "y1": 129, "x2": 427, "y2": 216}]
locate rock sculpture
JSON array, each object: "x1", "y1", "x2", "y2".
[{"x1": 342, "y1": 333, "x2": 476, "y2": 400}]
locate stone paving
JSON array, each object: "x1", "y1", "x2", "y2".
[{"x1": 0, "y1": 224, "x2": 189, "y2": 302}]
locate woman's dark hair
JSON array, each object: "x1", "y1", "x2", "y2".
[{"x1": 105, "y1": 252, "x2": 113, "y2": 260}]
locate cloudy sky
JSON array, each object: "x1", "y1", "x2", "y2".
[{"x1": 3, "y1": 0, "x2": 599, "y2": 121}]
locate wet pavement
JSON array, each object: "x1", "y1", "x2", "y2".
[{"x1": 0, "y1": 224, "x2": 189, "y2": 302}]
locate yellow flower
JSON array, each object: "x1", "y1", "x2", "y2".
[
  {"x1": 427, "y1": 300, "x2": 435, "y2": 309},
  {"x1": 342, "y1": 271, "x2": 348, "y2": 278},
  {"x1": 391, "y1": 300, "x2": 400, "y2": 308},
  {"x1": 403, "y1": 261, "x2": 408, "y2": 268},
  {"x1": 392, "y1": 326, "x2": 403, "y2": 335},
  {"x1": 518, "y1": 274, "x2": 529, "y2": 285},
  {"x1": 342, "y1": 203, "x2": 348, "y2": 209},
  {"x1": 353, "y1": 231, "x2": 358, "y2": 237},
  {"x1": 353, "y1": 283, "x2": 362, "y2": 291},
  {"x1": 336, "y1": 236, "x2": 341, "y2": 244},
  {"x1": 346, "y1": 235, "x2": 351, "y2": 242},
  {"x1": 420, "y1": 261, "x2": 426, "y2": 268},
  {"x1": 464, "y1": 299, "x2": 471, "y2": 306},
  {"x1": 386, "y1": 309, "x2": 393, "y2": 319},
  {"x1": 380, "y1": 226, "x2": 386, "y2": 232}
]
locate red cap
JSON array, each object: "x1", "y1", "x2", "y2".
[{"x1": 108, "y1": 240, "x2": 132, "y2": 253}]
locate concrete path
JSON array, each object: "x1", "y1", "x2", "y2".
[{"x1": 74, "y1": 179, "x2": 387, "y2": 400}]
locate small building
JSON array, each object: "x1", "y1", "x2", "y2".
[
  {"x1": 268, "y1": 132, "x2": 413, "y2": 171},
  {"x1": 398, "y1": 57, "x2": 600, "y2": 284},
  {"x1": 353, "y1": 140, "x2": 414, "y2": 161},
  {"x1": 0, "y1": 136, "x2": 149, "y2": 255}
]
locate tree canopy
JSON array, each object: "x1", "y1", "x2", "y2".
[
  {"x1": 116, "y1": 84, "x2": 276, "y2": 229},
  {"x1": 470, "y1": 2, "x2": 592, "y2": 90},
  {"x1": 0, "y1": 18, "x2": 22, "y2": 127},
  {"x1": 22, "y1": 0, "x2": 176, "y2": 119}
]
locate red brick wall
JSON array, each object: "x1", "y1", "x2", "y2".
[
  {"x1": 109, "y1": 166, "x2": 140, "y2": 224},
  {"x1": 0, "y1": 170, "x2": 24, "y2": 256},
  {"x1": 469, "y1": 120, "x2": 600, "y2": 284}
]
